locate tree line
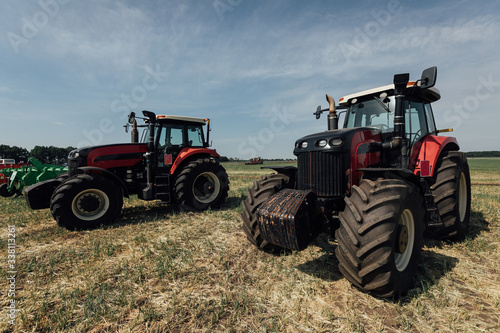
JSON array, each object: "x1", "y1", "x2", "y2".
[
  {"x1": 465, "y1": 151, "x2": 500, "y2": 158},
  {"x1": 0, "y1": 144, "x2": 76, "y2": 165}
]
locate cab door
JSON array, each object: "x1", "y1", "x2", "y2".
[{"x1": 156, "y1": 123, "x2": 185, "y2": 175}]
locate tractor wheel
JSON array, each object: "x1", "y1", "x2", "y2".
[
  {"x1": 336, "y1": 178, "x2": 424, "y2": 298},
  {"x1": 428, "y1": 151, "x2": 471, "y2": 239},
  {"x1": 175, "y1": 158, "x2": 229, "y2": 212},
  {"x1": 0, "y1": 183, "x2": 16, "y2": 197},
  {"x1": 241, "y1": 173, "x2": 292, "y2": 252},
  {"x1": 50, "y1": 174, "x2": 123, "y2": 230}
]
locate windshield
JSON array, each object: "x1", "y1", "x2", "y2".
[
  {"x1": 345, "y1": 98, "x2": 395, "y2": 133},
  {"x1": 344, "y1": 97, "x2": 431, "y2": 145}
]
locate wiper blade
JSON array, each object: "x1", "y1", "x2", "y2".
[{"x1": 374, "y1": 97, "x2": 390, "y2": 112}]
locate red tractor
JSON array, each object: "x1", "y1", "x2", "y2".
[
  {"x1": 245, "y1": 157, "x2": 264, "y2": 165},
  {"x1": 25, "y1": 111, "x2": 230, "y2": 230},
  {"x1": 241, "y1": 67, "x2": 471, "y2": 298}
]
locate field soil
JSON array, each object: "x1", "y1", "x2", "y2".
[{"x1": 0, "y1": 159, "x2": 499, "y2": 332}]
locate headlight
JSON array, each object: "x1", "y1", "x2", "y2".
[
  {"x1": 68, "y1": 150, "x2": 80, "y2": 158},
  {"x1": 330, "y1": 138, "x2": 343, "y2": 146},
  {"x1": 316, "y1": 139, "x2": 327, "y2": 147},
  {"x1": 300, "y1": 141, "x2": 308, "y2": 149}
]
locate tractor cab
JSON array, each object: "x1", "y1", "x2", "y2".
[
  {"x1": 154, "y1": 115, "x2": 208, "y2": 168},
  {"x1": 340, "y1": 82, "x2": 441, "y2": 149},
  {"x1": 127, "y1": 111, "x2": 212, "y2": 172}
]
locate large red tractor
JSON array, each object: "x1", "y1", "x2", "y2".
[
  {"x1": 241, "y1": 67, "x2": 471, "y2": 298},
  {"x1": 25, "y1": 111, "x2": 230, "y2": 230}
]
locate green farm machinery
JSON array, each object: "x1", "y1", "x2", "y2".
[{"x1": 0, "y1": 157, "x2": 67, "y2": 197}]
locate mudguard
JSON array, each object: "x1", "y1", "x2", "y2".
[{"x1": 24, "y1": 178, "x2": 64, "y2": 210}]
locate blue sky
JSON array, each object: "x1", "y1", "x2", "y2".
[{"x1": 1, "y1": 0, "x2": 500, "y2": 159}]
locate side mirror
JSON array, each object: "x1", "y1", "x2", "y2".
[
  {"x1": 128, "y1": 112, "x2": 136, "y2": 124},
  {"x1": 315, "y1": 105, "x2": 322, "y2": 119},
  {"x1": 420, "y1": 66, "x2": 437, "y2": 88}
]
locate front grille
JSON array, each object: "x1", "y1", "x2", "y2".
[{"x1": 297, "y1": 151, "x2": 345, "y2": 197}]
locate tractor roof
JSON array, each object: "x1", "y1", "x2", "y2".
[
  {"x1": 338, "y1": 81, "x2": 441, "y2": 106},
  {"x1": 156, "y1": 115, "x2": 207, "y2": 125}
]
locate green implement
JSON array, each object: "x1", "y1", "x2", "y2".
[{"x1": 0, "y1": 157, "x2": 67, "y2": 197}]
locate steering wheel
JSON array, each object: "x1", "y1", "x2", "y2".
[{"x1": 373, "y1": 124, "x2": 390, "y2": 132}]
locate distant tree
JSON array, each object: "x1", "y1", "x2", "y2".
[
  {"x1": 0, "y1": 144, "x2": 29, "y2": 162},
  {"x1": 219, "y1": 156, "x2": 229, "y2": 162},
  {"x1": 30, "y1": 146, "x2": 76, "y2": 164},
  {"x1": 465, "y1": 151, "x2": 500, "y2": 158}
]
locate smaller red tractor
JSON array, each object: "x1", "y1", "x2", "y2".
[
  {"x1": 245, "y1": 157, "x2": 264, "y2": 165},
  {"x1": 25, "y1": 111, "x2": 230, "y2": 230},
  {"x1": 241, "y1": 67, "x2": 471, "y2": 298}
]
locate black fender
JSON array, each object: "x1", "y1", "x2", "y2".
[
  {"x1": 358, "y1": 167, "x2": 422, "y2": 192},
  {"x1": 76, "y1": 167, "x2": 130, "y2": 198},
  {"x1": 261, "y1": 166, "x2": 297, "y2": 188},
  {"x1": 25, "y1": 178, "x2": 64, "y2": 210}
]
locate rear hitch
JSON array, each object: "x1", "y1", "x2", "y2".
[{"x1": 256, "y1": 189, "x2": 323, "y2": 251}]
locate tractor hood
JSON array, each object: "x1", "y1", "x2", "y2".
[
  {"x1": 68, "y1": 143, "x2": 147, "y2": 169},
  {"x1": 293, "y1": 127, "x2": 381, "y2": 155}
]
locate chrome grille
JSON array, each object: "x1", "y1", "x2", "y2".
[{"x1": 297, "y1": 151, "x2": 345, "y2": 197}]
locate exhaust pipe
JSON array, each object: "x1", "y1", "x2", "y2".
[
  {"x1": 393, "y1": 73, "x2": 410, "y2": 168},
  {"x1": 326, "y1": 94, "x2": 338, "y2": 130},
  {"x1": 141, "y1": 110, "x2": 157, "y2": 200},
  {"x1": 131, "y1": 119, "x2": 138, "y2": 143}
]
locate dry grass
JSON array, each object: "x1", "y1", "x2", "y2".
[{"x1": 0, "y1": 159, "x2": 499, "y2": 332}]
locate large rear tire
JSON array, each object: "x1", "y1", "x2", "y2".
[
  {"x1": 175, "y1": 158, "x2": 229, "y2": 212},
  {"x1": 241, "y1": 173, "x2": 292, "y2": 252},
  {"x1": 428, "y1": 151, "x2": 471, "y2": 239},
  {"x1": 336, "y1": 178, "x2": 424, "y2": 298},
  {"x1": 50, "y1": 174, "x2": 123, "y2": 230}
]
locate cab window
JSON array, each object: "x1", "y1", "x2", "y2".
[
  {"x1": 424, "y1": 103, "x2": 437, "y2": 134},
  {"x1": 158, "y1": 124, "x2": 184, "y2": 148},
  {"x1": 345, "y1": 98, "x2": 395, "y2": 133},
  {"x1": 405, "y1": 101, "x2": 425, "y2": 143},
  {"x1": 345, "y1": 98, "x2": 431, "y2": 144},
  {"x1": 187, "y1": 125, "x2": 205, "y2": 147}
]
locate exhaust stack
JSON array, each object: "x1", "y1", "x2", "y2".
[
  {"x1": 326, "y1": 94, "x2": 338, "y2": 130},
  {"x1": 131, "y1": 119, "x2": 138, "y2": 143}
]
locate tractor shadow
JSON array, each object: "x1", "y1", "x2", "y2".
[
  {"x1": 108, "y1": 203, "x2": 179, "y2": 229},
  {"x1": 295, "y1": 235, "x2": 344, "y2": 282},
  {"x1": 296, "y1": 235, "x2": 460, "y2": 300},
  {"x1": 295, "y1": 210, "x2": 488, "y2": 301},
  {"x1": 397, "y1": 209, "x2": 488, "y2": 303},
  {"x1": 106, "y1": 192, "x2": 247, "y2": 230},
  {"x1": 423, "y1": 210, "x2": 490, "y2": 249},
  {"x1": 223, "y1": 194, "x2": 245, "y2": 210},
  {"x1": 468, "y1": 209, "x2": 491, "y2": 237}
]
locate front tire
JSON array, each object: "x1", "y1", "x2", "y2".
[
  {"x1": 336, "y1": 178, "x2": 424, "y2": 298},
  {"x1": 428, "y1": 151, "x2": 471, "y2": 239},
  {"x1": 241, "y1": 173, "x2": 292, "y2": 252},
  {"x1": 50, "y1": 174, "x2": 123, "y2": 230},
  {"x1": 175, "y1": 158, "x2": 229, "y2": 212}
]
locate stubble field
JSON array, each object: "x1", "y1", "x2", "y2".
[{"x1": 0, "y1": 158, "x2": 499, "y2": 332}]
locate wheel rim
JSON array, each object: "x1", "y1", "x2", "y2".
[
  {"x1": 395, "y1": 209, "x2": 415, "y2": 272},
  {"x1": 192, "y1": 172, "x2": 220, "y2": 204},
  {"x1": 458, "y1": 172, "x2": 467, "y2": 222},
  {"x1": 71, "y1": 189, "x2": 110, "y2": 221}
]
